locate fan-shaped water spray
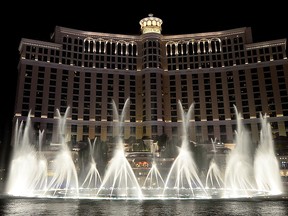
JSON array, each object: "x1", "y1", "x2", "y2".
[
  {"x1": 5, "y1": 111, "x2": 48, "y2": 196},
  {"x1": 163, "y1": 101, "x2": 207, "y2": 198},
  {"x1": 43, "y1": 108, "x2": 79, "y2": 197},
  {"x1": 254, "y1": 113, "x2": 283, "y2": 194},
  {"x1": 205, "y1": 138, "x2": 224, "y2": 189},
  {"x1": 96, "y1": 99, "x2": 143, "y2": 198},
  {"x1": 223, "y1": 106, "x2": 256, "y2": 197},
  {"x1": 80, "y1": 137, "x2": 102, "y2": 189},
  {"x1": 142, "y1": 142, "x2": 165, "y2": 189}
]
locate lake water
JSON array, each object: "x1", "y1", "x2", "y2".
[{"x1": 1, "y1": 195, "x2": 288, "y2": 216}]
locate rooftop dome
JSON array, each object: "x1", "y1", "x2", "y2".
[{"x1": 139, "y1": 14, "x2": 163, "y2": 34}]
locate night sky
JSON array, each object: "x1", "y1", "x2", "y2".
[{"x1": 1, "y1": 1, "x2": 288, "y2": 149}]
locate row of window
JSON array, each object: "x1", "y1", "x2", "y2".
[
  {"x1": 39, "y1": 120, "x2": 288, "y2": 144},
  {"x1": 22, "y1": 64, "x2": 288, "y2": 120},
  {"x1": 23, "y1": 33, "x2": 285, "y2": 71}
]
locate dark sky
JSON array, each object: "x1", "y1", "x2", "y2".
[{"x1": 1, "y1": 1, "x2": 288, "y2": 143}]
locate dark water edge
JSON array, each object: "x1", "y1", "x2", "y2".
[{"x1": 0, "y1": 194, "x2": 288, "y2": 216}]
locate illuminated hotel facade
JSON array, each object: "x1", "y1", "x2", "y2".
[{"x1": 15, "y1": 14, "x2": 288, "y2": 148}]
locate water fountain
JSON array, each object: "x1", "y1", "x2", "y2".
[
  {"x1": 3, "y1": 99, "x2": 283, "y2": 199},
  {"x1": 95, "y1": 99, "x2": 143, "y2": 199},
  {"x1": 142, "y1": 142, "x2": 165, "y2": 190},
  {"x1": 162, "y1": 102, "x2": 207, "y2": 198},
  {"x1": 205, "y1": 138, "x2": 224, "y2": 189},
  {"x1": 80, "y1": 137, "x2": 102, "y2": 189}
]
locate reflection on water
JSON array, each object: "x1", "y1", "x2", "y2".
[{"x1": 0, "y1": 196, "x2": 288, "y2": 216}]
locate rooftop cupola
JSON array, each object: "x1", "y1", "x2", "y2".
[{"x1": 139, "y1": 14, "x2": 163, "y2": 34}]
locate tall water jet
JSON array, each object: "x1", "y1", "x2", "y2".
[
  {"x1": 224, "y1": 106, "x2": 256, "y2": 197},
  {"x1": 97, "y1": 99, "x2": 143, "y2": 198},
  {"x1": 142, "y1": 142, "x2": 165, "y2": 192},
  {"x1": 143, "y1": 161, "x2": 165, "y2": 189},
  {"x1": 254, "y1": 113, "x2": 283, "y2": 195},
  {"x1": 31, "y1": 130, "x2": 48, "y2": 193},
  {"x1": 205, "y1": 138, "x2": 224, "y2": 189},
  {"x1": 80, "y1": 137, "x2": 102, "y2": 189},
  {"x1": 5, "y1": 111, "x2": 48, "y2": 197},
  {"x1": 163, "y1": 100, "x2": 207, "y2": 198},
  {"x1": 44, "y1": 107, "x2": 79, "y2": 197}
]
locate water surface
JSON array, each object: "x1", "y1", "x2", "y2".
[{"x1": 0, "y1": 195, "x2": 288, "y2": 216}]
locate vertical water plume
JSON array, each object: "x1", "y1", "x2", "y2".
[
  {"x1": 6, "y1": 111, "x2": 48, "y2": 196},
  {"x1": 254, "y1": 113, "x2": 283, "y2": 194},
  {"x1": 163, "y1": 101, "x2": 207, "y2": 198},
  {"x1": 80, "y1": 137, "x2": 102, "y2": 188},
  {"x1": 205, "y1": 138, "x2": 224, "y2": 188},
  {"x1": 97, "y1": 98, "x2": 143, "y2": 198},
  {"x1": 143, "y1": 142, "x2": 165, "y2": 189},
  {"x1": 45, "y1": 107, "x2": 79, "y2": 197},
  {"x1": 224, "y1": 106, "x2": 256, "y2": 197}
]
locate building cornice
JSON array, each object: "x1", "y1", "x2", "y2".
[
  {"x1": 56, "y1": 26, "x2": 140, "y2": 41},
  {"x1": 55, "y1": 26, "x2": 253, "y2": 43},
  {"x1": 19, "y1": 38, "x2": 62, "y2": 51},
  {"x1": 246, "y1": 39, "x2": 287, "y2": 50},
  {"x1": 161, "y1": 27, "x2": 249, "y2": 40}
]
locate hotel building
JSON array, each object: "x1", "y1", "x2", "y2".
[{"x1": 15, "y1": 14, "x2": 288, "y2": 150}]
